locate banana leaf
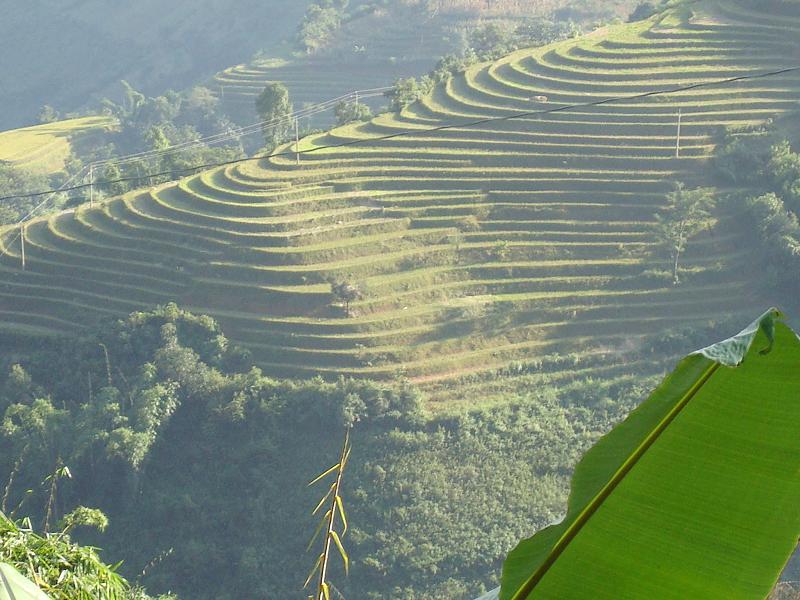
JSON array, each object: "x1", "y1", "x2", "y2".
[
  {"x1": 500, "y1": 309, "x2": 800, "y2": 600},
  {"x1": 0, "y1": 563, "x2": 50, "y2": 600}
]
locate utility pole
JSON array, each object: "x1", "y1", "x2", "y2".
[
  {"x1": 19, "y1": 224, "x2": 25, "y2": 271},
  {"x1": 675, "y1": 108, "x2": 682, "y2": 159},
  {"x1": 89, "y1": 163, "x2": 94, "y2": 208},
  {"x1": 295, "y1": 118, "x2": 300, "y2": 165}
]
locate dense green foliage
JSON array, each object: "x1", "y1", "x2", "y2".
[
  {"x1": 501, "y1": 312, "x2": 800, "y2": 599},
  {"x1": 0, "y1": 512, "x2": 170, "y2": 600},
  {"x1": 0, "y1": 165, "x2": 57, "y2": 225},
  {"x1": 297, "y1": 0, "x2": 350, "y2": 54},
  {"x1": 0, "y1": 305, "x2": 681, "y2": 599},
  {"x1": 465, "y1": 19, "x2": 581, "y2": 62},
  {"x1": 255, "y1": 83, "x2": 294, "y2": 148},
  {"x1": 334, "y1": 100, "x2": 372, "y2": 126},
  {"x1": 385, "y1": 17, "x2": 581, "y2": 111},
  {"x1": 74, "y1": 82, "x2": 244, "y2": 199},
  {"x1": 714, "y1": 119, "x2": 800, "y2": 290}
]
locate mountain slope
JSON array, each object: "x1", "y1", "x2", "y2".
[
  {"x1": 1, "y1": 0, "x2": 799, "y2": 395},
  {"x1": 0, "y1": 0, "x2": 312, "y2": 130}
]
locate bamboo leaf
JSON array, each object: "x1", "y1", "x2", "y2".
[
  {"x1": 330, "y1": 530, "x2": 349, "y2": 575},
  {"x1": 313, "y1": 484, "x2": 336, "y2": 516},
  {"x1": 303, "y1": 554, "x2": 323, "y2": 589},
  {"x1": 308, "y1": 463, "x2": 340, "y2": 487},
  {"x1": 306, "y1": 510, "x2": 331, "y2": 552},
  {"x1": 335, "y1": 495, "x2": 347, "y2": 536},
  {"x1": 500, "y1": 311, "x2": 800, "y2": 600}
]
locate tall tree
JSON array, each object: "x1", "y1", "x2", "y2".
[
  {"x1": 654, "y1": 183, "x2": 714, "y2": 284},
  {"x1": 255, "y1": 82, "x2": 293, "y2": 149},
  {"x1": 334, "y1": 101, "x2": 372, "y2": 127}
]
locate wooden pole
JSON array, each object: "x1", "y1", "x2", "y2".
[
  {"x1": 675, "y1": 108, "x2": 682, "y2": 158},
  {"x1": 89, "y1": 163, "x2": 94, "y2": 207},
  {"x1": 20, "y1": 224, "x2": 25, "y2": 271},
  {"x1": 295, "y1": 118, "x2": 300, "y2": 165}
]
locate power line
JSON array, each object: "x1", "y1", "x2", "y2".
[
  {"x1": 2, "y1": 65, "x2": 799, "y2": 205},
  {"x1": 0, "y1": 86, "x2": 392, "y2": 234},
  {"x1": 88, "y1": 86, "x2": 391, "y2": 170},
  {"x1": 0, "y1": 166, "x2": 90, "y2": 259}
]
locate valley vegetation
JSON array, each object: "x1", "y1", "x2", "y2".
[{"x1": 0, "y1": 303, "x2": 714, "y2": 599}]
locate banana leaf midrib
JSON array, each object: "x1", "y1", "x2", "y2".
[{"x1": 510, "y1": 360, "x2": 720, "y2": 600}]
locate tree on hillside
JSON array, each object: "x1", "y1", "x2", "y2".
[
  {"x1": 654, "y1": 183, "x2": 715, "y2": 285},
  {"x1": 335, "y1": 100, "x2": 372, "y2": 127},
  {"x1": 182, "y1": 86, "x2": 219, "y2": 122},
  {"x1": 468, "y1": 22, "x2": 517, "y2": 60},
  {"x1": 743, "y1": 192, "x2": 800, "y2": 287},
  {"x1": 255, "y1": 82, "x2": 293, "y2": 149},
  {"x1": 37, "y1": 105, "x2": 59, "y2": 124},
  {"x1": 96, "y1": 81, "x2": 240, "y2": 172},
  {"x1": 330, "y1": 280, "x2": 362, "y2": 316},
  {"x1": 296, "y1": 0, "x2": 348, "y2": 54},
  {"x1": 514, "y1": 17, "x2": 581, "y2": 48},
  {"x1": 0, "y1": 164, "x2": 53, "y2": 225},
  {"x1": 628, "y1": 1, "x2": 660, "y2": 22},
  {"x1": 767, "y1": 140, "x2": 800, "y2": 213},
  {"x1": 385, "y1": 77, "x2": 434, "y2": 112}
]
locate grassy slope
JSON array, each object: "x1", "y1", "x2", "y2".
[
  {"x1": 0, "y1": 116, "x2": 114, "y2": 175},
  {"x1": 0, "y1": 0, "x2": 798, "y2": 405}
]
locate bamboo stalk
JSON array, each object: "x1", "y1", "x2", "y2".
[{"x1": 316, "y1": 430, "x2": 349, "y2": 600}]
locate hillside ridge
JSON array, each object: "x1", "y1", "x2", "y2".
[{"x1": 1, "y1": 0, "x2": 799, "y2": 398}]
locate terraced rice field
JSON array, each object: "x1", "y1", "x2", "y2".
[
  {"x1": 211, "y1": 5, "x2": 459, "y2": 125},
  {"x1": 213, "y1": 56, "x2": 433, "y2": 126},
  {"x1": 0, "y1": 116, "x2": 114, "y2": 175},
  {"x1": 211, "y1": 3, "x2": 554, "y2": 124},
  {"x1": 2, "y1": 0, "x2": 799, "y2": 396}
]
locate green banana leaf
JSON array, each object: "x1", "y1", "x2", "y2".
[
  {"x1": 0, "y1": 563, "x2": 50, "y2": 600},
  {"x1": 500, "y1": 309, "x2": 800, "y2": 600}
]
